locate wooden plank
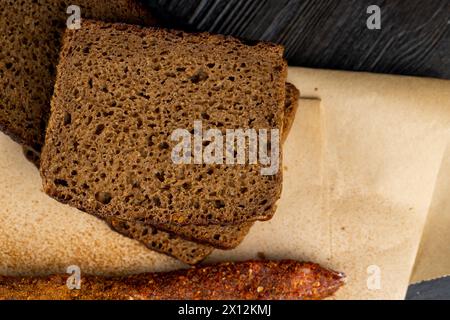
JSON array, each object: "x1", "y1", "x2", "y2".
[{"x1": 146, "y1": 0, "x2": 450, "y2": 79}]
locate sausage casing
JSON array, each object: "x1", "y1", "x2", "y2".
[{"x1": 0, "y1": 260, "x2": 345, "y2": 300}]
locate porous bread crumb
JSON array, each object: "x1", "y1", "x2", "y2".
[
  {"x1": 40, "y1": 20, "x2": 287, "y2": 226},
  {"x1": 0, "y1": 0, "x2": 154, "y2": 152}
]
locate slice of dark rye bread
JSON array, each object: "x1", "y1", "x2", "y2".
[
  {"x1": 0, "y1": 0, "x2": 154, "y2": 153},
  {"x1": 25, "y1": 84, "x2": 297, "y2": 250},
  {"x1": 106, "y1": 218, "x2": 213, "y2": 265},
  {"x1": 23, "y1": 146, "x2": 41, "y2": 168},
  {"x1": 40, "y1": 20, "x2": 288, "y2": 226}
]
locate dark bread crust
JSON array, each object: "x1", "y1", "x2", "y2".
[
  {"x1": 107, "y1": 218, "x2": 213, "y2": 265},
  {"x1": 40, "y1": 20, "x2": 287, "y2": 226},
  {"x1": 0, "y1": 260, "x2": 345, "y2": 300},
  {"x1": 0, "y1": 0, "x2": 155, "y2": 151},
  {"x1": 128, "y1": 219, "x2": 253, "y2": 250},
  {"x1": 22, "y1": 146, "x2": 41, "y2": 168},
  {"x1": 282, "y1": 83, "x2": 300, "y2": 143}
]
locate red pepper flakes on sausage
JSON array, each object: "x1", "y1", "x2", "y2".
[{"x1": 0, "y1": 260, "x2": 345, "y2": 300}]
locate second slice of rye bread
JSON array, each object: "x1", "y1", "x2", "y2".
[
  {"x1": 41, "y1": 20, "x2": 287, "y2": 226},
  {"x1": 106, "y1": 218, "x2": 213, "y2": 265}
]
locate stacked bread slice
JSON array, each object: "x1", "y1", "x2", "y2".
[
  {"x1": 0, "y1": 0, "x2": 154, "y2": 153},
  {"x1": 1, "y1": 2, "x2": 298, "y2": 264}
]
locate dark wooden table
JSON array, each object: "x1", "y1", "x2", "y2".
[
  {"x1": 146, "y1": 0, "x2": 450, "y2": 79},
  {"x1": 143, "y1": 0, "x2": 450, "y2": 299}
]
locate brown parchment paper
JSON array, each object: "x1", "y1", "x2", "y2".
[
  {"x1": 290, "y1": 69, "x2": 450, "y2": 296},
  {"x1": 288, "y1": 68, "x2": 450, "y2": 288},
  {"x1": 206, "y1": 68, "x2": 450, "y2": 299},
  {"x1": 290, "y1": 68, "x2": 449, "y2": 298},
  {"x1": 1, "y1": 67, "x2": 449, "y2": 300},
  {"x1": 0, "y1": 132, "x2": 185, "y2": 275},
  {"x1": 411, "y1": 142, "x2": 450, "y2": 283}
]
